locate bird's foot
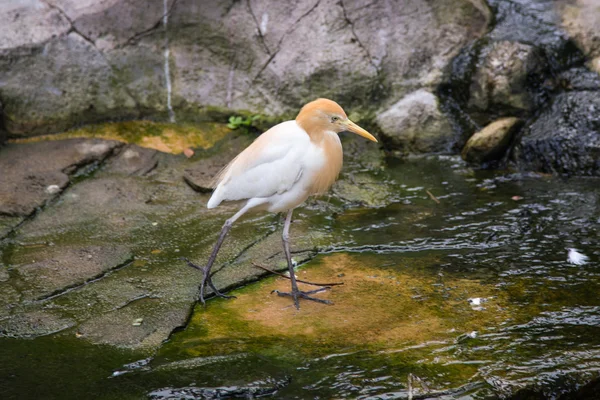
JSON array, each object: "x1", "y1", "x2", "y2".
[
  {"x1": 272, "y1": 287, "x2": 332, "y2": 309},
  {"x1": 181, "y1": 257, "x2": 236, "y2": 306}
]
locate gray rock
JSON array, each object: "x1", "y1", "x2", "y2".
[
  {"x1": 557, "y1": 67, "x2": 600, "y2": 91},
  {"x1": 0, "y1": 138, "x2": 121, "y2": 216},
  {"x1": 10, "y1": 244, "x2": 133, "y2": 301},
  {"x1": 468, "y1": 41, "x2": 546, "y2": 120},
  {"x1": 376, "y1": 89, "x2": 455, "y2": 153},
  {"x1": 516, "y1": 91, "x2": 600, "y2": 175},
  {"x1": 0, "y1": 0, "x2": 70, "y2": 50},
  {"x1": 0, "y1": 32, "x2": 138, "y2": 136},
  {"x1": 103, "y1": 144, "x2": 159, "y2": 176},
  {"x1": 183, "y1": 134, "x2": 254, "y2": 192},
  {"x1": 461, "y1": 117, "x2": 523, "y2": 164},
  {"x1": 487, "y1": 0, "x2": 568, "y2": 60},
  {"x1": 0, "y1": 0, "x2": 490, "y2": 136}
]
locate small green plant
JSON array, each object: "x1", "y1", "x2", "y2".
[{"x1": 227, "y1": 114, "x2": 261, "y2": 131}]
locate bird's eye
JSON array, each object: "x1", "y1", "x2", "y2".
[{"x1": 331, "y1": 116, "x2": 339, "y2": 123}]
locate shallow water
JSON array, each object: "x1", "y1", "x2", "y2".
[{"x1": 1, "y1": 151, "x2": 599, "y2": 399}]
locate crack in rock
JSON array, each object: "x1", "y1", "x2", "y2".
[{"x1": 339, "y1": 0, "x2": 380, "y2": 75}]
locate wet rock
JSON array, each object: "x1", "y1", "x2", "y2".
[
  {"x1": 593, "y1": 57, "x2": 600, "y2": 75},
  {"x1": 561, "y1": 0, "x2": 600, "y2": 60},
  {"x1": 487, "y1": 0, "x2": 568, "y2": 60},
  {"x1": 183, "y1": 134, "x2": 254, "y2": 192},
  {"x1": 468, "y1": 41, "x2": 547, "y2": 121},
  {"x1": 0, "y1": 265, "x2": 8, "y2": 283},
  {"x1": 10, "y1": 244, "x2": 133, "y2": 301},
  {"x1": 0, "y1": 138, "x2": 121, "y2": 217},
  {"x1": 0, "y1": 215, "x2": 23, "y2": 240},
  {"x1": 376, "y1": 89, "x2": 455, "y2": 153},
  {"x1": 77, "y1": 297, "x2": 191, "y2": 350},
  {"x1": 462, "y1": 117, "x2": 523, "y2": 164},
  {"x1": 0, "y1": 310, "x2": 76, "y2": 338},
  {"x1": 103, "y1": 144, "x2": 159, "y2": 176},
  {"x1": 515, "y1": 91, "x2": 600, "y2": 175},
  {"x1": 0, "y1": 0, "x2": 490, "y2": 136},
  {"x1": 557, "y1": 67, "x2": 600, "y2": 91}
]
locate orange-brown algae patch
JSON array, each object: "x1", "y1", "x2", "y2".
[
  {"x1": 190, "y1": 252, "x2": 510, "y2": 354},
  {"x1": 9, "y1": 121, "x2": 231, "y2": 154}
]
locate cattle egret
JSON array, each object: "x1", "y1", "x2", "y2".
[{"x1": 188, "y1": 98, "x2": 378, "y2": 309}]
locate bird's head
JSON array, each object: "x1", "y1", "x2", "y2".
[{"x1": 296, "y1": 98, "x2": 378, "y2": 142}]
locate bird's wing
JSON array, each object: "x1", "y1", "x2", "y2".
[{"x1": 207, "y1": 121, "x2": 311, "y2": 208}]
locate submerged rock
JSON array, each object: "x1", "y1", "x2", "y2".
[
  {"x1": 516, "y1": 91, "x2": 600, "y2": 175},
  {"x1": 376, "y1": 89, "x2": 455, "y2": 153},
  {"x1": 462, "y1": 117, "x2": 523, "y2": 164}
]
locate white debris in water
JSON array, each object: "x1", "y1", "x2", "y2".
[
  {"x1": 468, "y1": 297, "x2": 487, "y2": 311},
  {"x1": 45, "y1": 185, "x2": 61, "y2": 194},
  {"x1": 132, "y1": 318, "x2": 143, "y2": 326},
  {"x1": 568, "y1": 248, "x2": 589, "y2": 265},
  {"x1": 152, "y1": 222, "x2": 158, "y2": 226},
  {"x1": 469, "y1": 297, "x2": 482, "y2": 306}
]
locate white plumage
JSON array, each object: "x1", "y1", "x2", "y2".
[{"x1": 207, "y1": 120, "x2": 337, "y2": 213}]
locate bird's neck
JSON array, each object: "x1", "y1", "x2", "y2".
[
  {"x1": 306, "y1": 129, "x2": 343, "y2": 195},
  {"x1": 296, "y1": 116, "x2": 332, "y2": 143}
]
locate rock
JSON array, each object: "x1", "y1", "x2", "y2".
[
  {"x1": 10, "y1": 244, "x2": 133, "y2": 301},
  {"x1": 561, "y1": 0, "x2": 600, "y2": 60},
  {"x1": 375, "y1": 89, "x2": 455, "y2": 153},
  {"x1": 0, "y1": 139, "x2": 121, "y2": 217},
  {"x1": 0, "y1": 0, "x2": 490, "y2": 136},
  {"x1": 183, "y1": 134, "x2": 254, "y2": 192},
  {"x1": 0, "y1": 215, "x2": 23, "y2": 240},
  {"x1": 461, "y1": 117, "x2": 523, "y2": 164},
  {"x1": 515, "y1": 91, "x2": 600, "y2": 175},
  {"x1": 0, "y1": 265, "x2": 8, "y2": 283},
  {"x1": 468, "y1": 41, "x2": 547, "y2": 121},
  {"x1": 487, "y1": 0, "x2": 568, "y2": 61},
  {"x1": 0, "y1": 0, "x2": 70, "y2": 50},
  {"x1": 593, "y1": 57, "x2": 600, "y2": 75},
  {"x1": 103, "y1": 144, "x2": 159, "y2": 176},
  {"x1": 557, "y1": 67, "x2": 600, "y2": 91}
]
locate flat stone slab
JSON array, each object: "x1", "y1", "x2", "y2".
[
  {"x1": 10, "y1": 244, "x2": 133, "y2": 301},
  {"x1": 0, "y1": 139, "x2": 122, "y2": 217}
]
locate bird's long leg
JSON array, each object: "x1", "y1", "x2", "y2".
[
  {"x1": 275, "y1": 208, "x2": 333, "y2": 309},
  {"x1": 185, "y1": 204, "x2": 251, "y2": 306}
]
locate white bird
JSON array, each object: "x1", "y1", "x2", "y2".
[{"x1": 187, "y1": 98, "x2": 378, "y2": 309}]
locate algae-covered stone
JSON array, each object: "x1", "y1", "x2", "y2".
[
  {"x1": 461, "y1": 117, "x2": 523, "y2": 164},
  {"x1": 10, "y1": 244, "x2": 133, "y2": 301},
  {"x1": 376, "y1": 90, "x2": 455, "y2": 153}
]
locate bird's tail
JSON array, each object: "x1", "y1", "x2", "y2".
[{"x1": 207, "y1": 186, "x2": 223, "y2": 209}]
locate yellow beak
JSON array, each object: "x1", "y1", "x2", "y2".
[{"x1": 341, "y1": 119, "x2": 378, "y2": 142}]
